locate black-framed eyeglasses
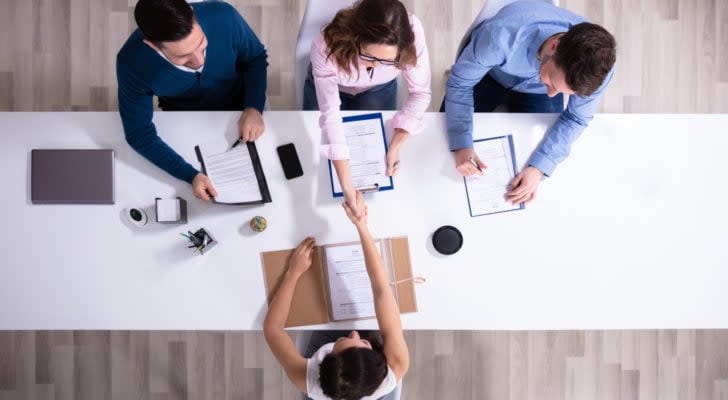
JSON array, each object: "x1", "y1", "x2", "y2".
[{"x1": 358, "y1": 52, "x2": 399, "y2": 66}]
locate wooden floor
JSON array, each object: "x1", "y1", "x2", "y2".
[
  {"x1": 0, "y1": 0, "x2": 726, "y2": 112},
  {"x1": 1, "y1": 0, "x2": 728, "y2": 399},
  {"x1": 2, "y1": 330, "x2": 728, "y2": 400}
]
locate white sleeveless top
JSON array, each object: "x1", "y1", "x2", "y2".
[{"x1": 306, "y1": 343, "x2": 398, "y2": 400}]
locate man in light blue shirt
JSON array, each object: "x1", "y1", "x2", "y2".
[{"x1": 444, "y1": 0, "x2": 616, "y2": 204}]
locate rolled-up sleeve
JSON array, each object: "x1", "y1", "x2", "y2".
[
  {"x1": 391, "y1": 15, "x2": 432, "y2": 135},
  {"x1": 310, "y1": 35, "x2": 350, "y2": 160}
]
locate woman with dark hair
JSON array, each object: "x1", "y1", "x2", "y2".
[
  {"x1": 264, "y1": 192, "x2": 409, "y2": 400},
  {"x1": 304, "y1": 0, "x2": 432, "y2": 219}
]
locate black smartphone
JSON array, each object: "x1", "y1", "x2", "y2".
[{"x1": 276, "y1": 143, "x2": 304, "y2": 180}]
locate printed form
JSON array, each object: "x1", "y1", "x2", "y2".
[
  {"x1": 332, "y1": 117, "x2": 391, "y2": 193},
  {"x1": 324, "y1": 242, "x2": 383, "y2": 321},
  {"x1": 198, "y1": 144, "x2": 261, "y2": 204},
  {"x1": 465, "y1": 136, "x2": 522, "y2": 216}
]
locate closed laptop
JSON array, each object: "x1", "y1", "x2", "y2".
[{"x1": 31, "y1": 149, "x2": 115, "y2": 204}]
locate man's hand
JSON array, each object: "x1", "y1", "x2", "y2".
[
  {"x1": 506, "y1": 166, "x2": 544, "y2": 204},
  {"x1": 454, "y1": 148, "x2": 487, "y2": 176},
  {"x1": 343, "y1": 191, "x2": 368, "y2": 228},
  {"x1": 287, "y1": 237, "x2": 316, "y2": 279},
  {"x1": 192, "y1": 173, "x2": 218, "y2": 202},
  {"x1": 238, "y1": 108, "x2": 265, "y2": 142},
  {"x1": 386, "y1": 128, "x2": 410, "y2": 176}
]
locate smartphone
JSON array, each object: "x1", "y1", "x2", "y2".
[{"x1": 276, "y1": 143, "x2": 304, "y2": 180}]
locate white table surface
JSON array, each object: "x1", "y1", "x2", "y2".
[{"x1": 1, "y1": 111, "x2": 727, "y2": 330}]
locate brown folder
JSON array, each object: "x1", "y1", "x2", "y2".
[{"x1": 261, "y1": 237, "x2": 418, "y2": 328}]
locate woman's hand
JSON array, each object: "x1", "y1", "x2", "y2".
[
  {"x1": 386, "y1": 128, "x2": 410, "y2": 176},
  {"x1": 343, "y1": 189, "x2": 362, "y2": 219},
  {"x1": 287, "y1": 237, "x2": 316, "y2": 279},
  {"x1": 343, "y1": 191, "x2": 368, "y2": 228}
]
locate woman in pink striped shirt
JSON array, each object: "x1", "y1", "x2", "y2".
[{"x1": 303, "y1": 0, "x2": 431, "y2": 216}]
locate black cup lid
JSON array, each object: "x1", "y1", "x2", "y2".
[{"x1": 432, "y1": 225, "x2": 463, "y2": 255}]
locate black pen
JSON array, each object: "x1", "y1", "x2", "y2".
[{"x1": 231, "y1": 138, "x2": 243, "y2": 149}]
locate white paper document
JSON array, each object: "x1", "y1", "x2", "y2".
[
  {"x1": 197, "y1": 144, "x2": 262, "y2": 204},
  {"x1": 331, "y1": 115, "x2": 392, "y2": 194},
  {"x1": 464, "y1": 135, "x2": 523, "y2": 216},
  {"x1": 324, "y1": 243, "x2": 381, "y2": 321},
  {"x1": 156, "y1": 199, "x2": 181, "y2": 222}
]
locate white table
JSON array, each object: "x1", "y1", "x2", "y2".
[{"x1": 2, "y1": 111, "x2": 727, "y2": 330}]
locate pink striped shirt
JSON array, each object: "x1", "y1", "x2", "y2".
[{"x1": 310, "y1": 15, "x2": 432, "y2": 160}]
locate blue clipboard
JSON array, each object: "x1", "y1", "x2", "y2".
[
  {"x1": 463, "y1": 135, "x2": 525, "y2": 217},
  {"x1": 328, "y1": 113, "x2": 394, "y2": 198}
]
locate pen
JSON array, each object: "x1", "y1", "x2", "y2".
[
  {"x1": 187, "y1": 231, "x2": 203, "y2": 246},
  {"x1": 231, "y1": 138, "x2": 242, "y2": 149},
  {"x1": 469, "y1": 157, "x2": 483, "y2": 173}
]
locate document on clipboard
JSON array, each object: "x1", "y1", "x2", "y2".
[
  {"x1": 194, "y1": 140, "x2": 271, "y2": 205},
  {"x1": 261, "y1": 237, "x2": 418, "y2": 328},
  {"x1": 328, "y1": 113, "x2": 394, "y2": 198},
  {"x1": 464, "y1": 135, "x2": 524, "y2": 217}
]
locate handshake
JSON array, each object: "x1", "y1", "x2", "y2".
[{"x1": 342, "y1": 191, "x2": 369, "y2": 228}]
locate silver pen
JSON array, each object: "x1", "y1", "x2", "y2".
[{"x1": 469, "y1": 157, "x2": 483, "y2": 173}]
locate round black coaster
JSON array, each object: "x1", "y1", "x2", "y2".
[{"x1": 432, "y1": 225, "x2": 463, "y2": 255}]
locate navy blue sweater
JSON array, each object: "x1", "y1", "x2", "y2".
[{"x1": 116, "y1": 1, "x2": 268, "y2": 183}]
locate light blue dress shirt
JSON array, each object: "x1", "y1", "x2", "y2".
[{"x1": 445, "y1": 0, "x2": 615, "y2": 176}]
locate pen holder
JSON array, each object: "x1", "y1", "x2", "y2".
[{"x1": 182, "y1": 228, "x2": 218, "y2": 255}]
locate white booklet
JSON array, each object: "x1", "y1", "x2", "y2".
[
  {"x1": 328, "y1": 113, "x2": 394, "y2": 197},
  {"x1": 464, "y1": 135, "x2": 524, "y2": 217},
  {"x1": 194, "y1": 141, "x2": 271, "y2": 205},
  {"x1": 323, "y1": 242, "x2": 384, "y2": 321}
]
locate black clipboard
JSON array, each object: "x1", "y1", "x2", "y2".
[{"x1": 194, "y1": 141, "x2": 272, "y2": 205}]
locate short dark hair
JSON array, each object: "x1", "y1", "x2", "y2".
[
  {"x1": 134, "y1": 0, "x2": 195, "y2": 47},
  {"x1": 319, "y1": 346, "x2": 388, "y2": 399},
  {"x1": 553, "y1": 22, "x2": 616, "y2": 97}
]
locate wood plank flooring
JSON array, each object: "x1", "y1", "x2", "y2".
[
  {"x1": 0, "y1": 0, "x2": 726, "y2": 112},
  {"x1": 1, "y1": 0, "x2": 728, "y2": 399},
  {"x1": 2, "y1": 331, "x2": 728, "y2": 399}
]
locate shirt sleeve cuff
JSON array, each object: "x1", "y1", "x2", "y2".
[
  {"x1": 391, "y1": 112, "x2": 424, "y2": 135},
  {"x1": 248, "y1": 104, "x2": 265, "y2": 114},
  {"x1": 448, "y1": 133, "x2": 474, "y2": 151},
  {"x1": 180, "y1": 164, "x2": 199, "y2": 184},
  {"x1": 527, "y1": 152, "x2": 556, "y2": 177},
  {"x1": 320, "y1": 143, "x2": 351, "y2": 160}
]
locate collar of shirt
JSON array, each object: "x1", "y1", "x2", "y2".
[{"x1": 155, "y1": 48, "x2": 206, "y2": 73}]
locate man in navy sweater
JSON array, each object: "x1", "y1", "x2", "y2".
[{"x1": 117, "y1": 0, "x2": 268, "y2": 201}]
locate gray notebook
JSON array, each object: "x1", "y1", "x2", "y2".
[{"x1": 31, "y1": 149, "x2": 115, "y2": 204}]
